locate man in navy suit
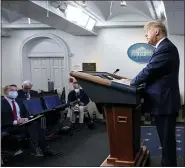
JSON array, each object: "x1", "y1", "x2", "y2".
[
  {"x1": 130, "y1": 21, "x2": 181, "y2": 166},
  {"x1": 1, "y1": 85, "x2": 54, "y2": 157},
  {"x1": 17, "y1": 80, "x2": 39, "y2": 99}
]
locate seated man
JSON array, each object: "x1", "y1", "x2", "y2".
[
  {"x1": 1, "y1": 85, "x2": 53, "y2": 157},
  {"x1": 17, "y1": 80, "x2": 39, "y2": 99},
  {"x1": 68, "y1": 82, "x2": 90, "y2": 125}
]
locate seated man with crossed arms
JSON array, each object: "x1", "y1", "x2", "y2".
[{"x1": 68, "y1": 82, "x2": 90, "y2": 126}]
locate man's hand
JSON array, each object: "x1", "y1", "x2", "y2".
[
  {"x1": 80, "y1": 102, "x2": 84, "y2": 106},
  {"x1": 120, "y1": 78, "x2": 131, "y2": 85},
  {"x1": 17, "y1": 118, "x2": 28, "y2": 124},
  {"x1": 70, "y1": 102, "x2": 74, "y2": 106}
]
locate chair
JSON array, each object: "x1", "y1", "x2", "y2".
[
  {"x1": 69, "y1": 101, "x2": 95, "y2": 129},
  {"x1": 39, "y1": 90, "x2": 58, "y2": 97},
  {"x1": 23, "y1": 98, "x2": 48, "y2": 131},
  {"x1": 43, "y1": 95, "x2": 69, "y2": 126},
  {"x1": 1, "y1": 129, "x2": 28, "y2": 165},
  {"x1": 42, "y1": 95, "x2": 71, "y2": 136},
  {"x1": 43, "y1": 95, "x2": 69, "y2": 110},
  {"x1": 23, "y1": 98, "x2": 49, "y2": 116}
]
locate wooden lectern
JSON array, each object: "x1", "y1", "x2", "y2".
[{"x1": 70, "y1": 71, "x2": 149, "y2": 167}]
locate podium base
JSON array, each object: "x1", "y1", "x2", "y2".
[{"x1": 101, "y1": 146, "x2": 150, "y2": 167}]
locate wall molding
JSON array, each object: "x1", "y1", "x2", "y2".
[
  {"x1": 19, "y1": 33, "x2": 71, "y2": 100},
  {"x1": 28, "y1": 52, "x2": 65, "y2": 57}
]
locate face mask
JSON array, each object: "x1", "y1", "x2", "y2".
[
  {"x1": 8, "y1": 91, "x2": 18, "y2": 99},
  {"x1": 74, "y1": 89, "x2": 80, "y2": 93}
]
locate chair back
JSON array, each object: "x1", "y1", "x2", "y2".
[
  {"x1": 23, "y1": 98, "x2": 45, "y2": 115},
  {"x1": 43, "y1": 95, "x2": 62, "y2": 110}
]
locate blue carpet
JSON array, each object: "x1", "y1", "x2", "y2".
[{"x1": 141, "y1": 126, "x2": 184, "y2": 157}]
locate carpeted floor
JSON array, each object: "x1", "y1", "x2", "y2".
[
  {"x1": 3, "y1": 123, "x2": 185, "y2": 167},
  {"x1": 141, "y1": 126, "x2": 184, "y2": 157}
]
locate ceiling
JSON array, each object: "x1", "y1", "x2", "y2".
[
  {"x1": 163, "y1": 1, "x2": 184, "y2": 35},
  {"x1": 1, "y1": 1, "x2": 184, "y2": 35},
  {"x1": 93, "y1": 1, "x2": 152, "y2": 21},
  {"x1": 2, "y1": 8, "x2": 23, "y2": 23}
]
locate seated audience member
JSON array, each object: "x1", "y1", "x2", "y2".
[
  {"x1": 17, "y1": 80, "x2": 39, "y2": 99},
  {"x1": 9, "y1": 84, "x2": 22, "y2": 91},
  {"x1": 60, "y1": 87, "x2": 66, "y2": 103},
  {"x1": 68, "y1": 82, "x2": 90, "y2": 125},
  {"x1": 1, "y1": 85, "x2": 54, "y2": 156}
]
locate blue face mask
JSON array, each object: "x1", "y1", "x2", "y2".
[{"x1": 8, "y1": 91, "x2": 18, "y2": 99}]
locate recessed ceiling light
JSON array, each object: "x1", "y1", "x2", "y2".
[{"x1": 120, "y1": 1, "x2": 126, "y2": 7}]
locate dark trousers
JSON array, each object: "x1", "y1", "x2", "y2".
[
  {"x1": 7, "y1": 120, "x2": 47, "y2": 151},
  {"x1": 155, "y1": 113, "x2": 177, "y2": 167}
]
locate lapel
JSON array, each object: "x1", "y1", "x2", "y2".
[
  {"x1": 20, "y1": 89, "x2": 27, "y2": 98},
  {"x1": 149, "y1": 48, "x2": 156, "y2": 63},
  {"x1": 148, "y1": 38, "x2": 169, "y2": 63},
  {"x1": 3, "y1": 98, "x2": 23, "y2": 117},
  {"x1": 2, "y1": 98, "x2": 14, "y2": 116}
]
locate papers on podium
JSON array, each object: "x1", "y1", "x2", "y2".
[{"x1": 112, "y1": 79, "x2": 130, "y2": 86}]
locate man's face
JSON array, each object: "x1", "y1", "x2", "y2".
[
  {"x1": 73, "y1": 83, "x2": 79, "y2": 89},
  {"x1": 6, "y1": 86, "x2": 17, "y2": 95},
  {"x1": 145, "y1": 27, "x2": 159, "y2": 46},
  {"x1": 9, "y1": 86, "x2": 17, "y2": 92},
  {"x1": 23, "y1": 85, "x2": 32, "y2": 92}
]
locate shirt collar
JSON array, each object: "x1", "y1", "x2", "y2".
[
  {"x1": 5, "y1": 96, "x2": 15, "y2": 102},
  {"x1": 155, "y1": 37, "x2": 166, "y2": 48}
]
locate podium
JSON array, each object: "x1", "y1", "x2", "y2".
[{"x1": 70, "y1": 71, "x2": 149, "y2": 167}]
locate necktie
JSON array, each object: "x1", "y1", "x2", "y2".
[
  {"x1": 25, "y1": 93, "x2": 28, "y2": 98},
  {"x1": 25, "y1": 92, "x2": 30, "y2": 99},
  {"x1": 12, "y1": 100, "x2": 17, "y2": 120}
]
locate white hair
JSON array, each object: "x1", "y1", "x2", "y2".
[
  {"x1": 144, "y1": 21, "x2": 167, "y2": 37},
  {"x1": 22, "y1": 80, "x2": 33, "y2": 86}
]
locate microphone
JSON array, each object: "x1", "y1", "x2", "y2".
[{"x1": 113, "y1": 69, "x2": 120, "y2": 75}]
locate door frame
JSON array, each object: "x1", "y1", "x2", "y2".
[
  {"x1": 29, "y1": 57, "x2": 65, "y2": 91},
  {"x1": 20, "y1": 33, "x2": 71, "y2": 100}
]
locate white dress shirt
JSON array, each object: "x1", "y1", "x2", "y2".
[
  {"x1": 155, "y1": 37, "x2": 166, "y2": 49},
  {"x1": 5, "y1": 97, "x2": 21, "y2": 125},
  {"x1": 25, "y1": 92, "x2": 31, "y2": 100}
]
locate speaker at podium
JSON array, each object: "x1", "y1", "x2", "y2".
[{"x1": 70, "y1": 71, "x2": 150, "y2": 167}]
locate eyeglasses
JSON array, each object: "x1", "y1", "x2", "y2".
[{"x1": 24, "y1": 88, "x2": 31, "y2": 90}]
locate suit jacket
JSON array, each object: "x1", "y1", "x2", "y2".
[
  {"x1": 1, "y1": 98, "x2": 29, "y2": 128},
  {"x1": 130, "y1": 38, "x2": 181, "y2": 115},
  {"x1": 17, "y1": 89, "x2": 39, "y2": 99},
  {"x1": 68, "y1": 89, "x2": 90, "y2": 106}
]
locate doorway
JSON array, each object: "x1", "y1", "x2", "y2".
[{"x1": 30, "y1": 57, "x2": 64, "y2": 91}]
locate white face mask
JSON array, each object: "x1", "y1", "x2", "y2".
[
  {"x1": 74, "y1": 89, "x2": 80, "y2": 93},
  {"x1": 8, "y1": 91, "x2": 18, "y2": 99}
]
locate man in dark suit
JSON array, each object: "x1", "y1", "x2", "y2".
[
  {"x1": 1, "y1": 85, "x2": 54, "y2": 157},
  {"x1": 17, "y1": 80, "x2": 39, "y2": 99},
  {"x1": 129, "y1": 21, "x2": 180, "y2": 166},
  {"x1": 68, "y1": 82, "x2": 90, "y2": 124}
]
